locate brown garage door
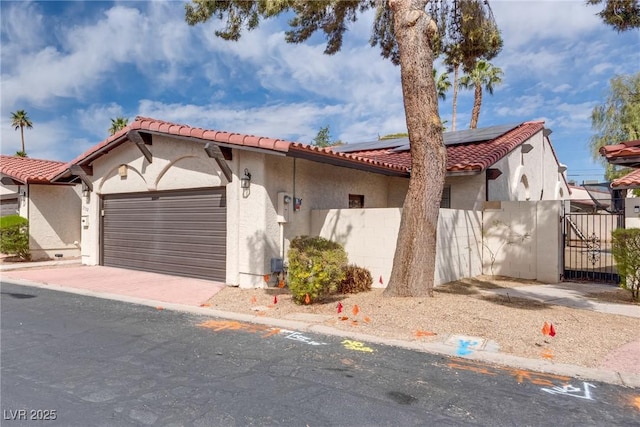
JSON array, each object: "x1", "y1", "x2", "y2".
[{"x1": 102, "y1": 188, "x2": 226, "y2": 281}]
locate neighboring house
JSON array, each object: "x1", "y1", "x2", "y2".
[
  {"x1": 51, "y1": 117, "x2": 569, "y2": 287},
  {"x1": 332, "y1": 121, "x2": 570, "y2": 210},
  {"x1": 568, "y1": 183, "x2": 614, "y2": 213},
  {"x1": 600, "y1": 139, "x2": 640, "y2": 225},
  {"x1": 0, "y1": 155, "x2": 81, "y2": 260}
]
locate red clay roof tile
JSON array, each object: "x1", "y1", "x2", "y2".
[
  {"x1": 600, "y1": 139, "x2": 640, "y2": 159},
  {"x1": 611, "y1": 168, "x2": 640, "y2": 189},
  {"x1": 348, "y1": 122, "x2": 544, "y2": 173},
  {"x1": 0, "y1": 155, "x2": 68, "y2": 184},
  {"x1": 57, "y1": 116, "x2": 549, "y2": 181}
]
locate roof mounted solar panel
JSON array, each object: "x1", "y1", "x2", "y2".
[
  {"x1": 332, "y1": 123, "x2": 521, "y2": 154},
  {"x1": 392, "y1": 123, "x2": 520, "y2": 152},
  {"x1": 331, "y1": 137, "x2": 408, "y2": 153}
]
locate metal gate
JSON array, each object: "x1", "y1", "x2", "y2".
[{"x1": 562, "y1": 211, "x2": 624, "y2": 283}]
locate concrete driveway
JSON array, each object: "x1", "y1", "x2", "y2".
[{"x1": 1, "y1": 265, "x2": 225, "y2": 307}]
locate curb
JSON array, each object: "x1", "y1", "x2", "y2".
[
  {"x1": 3, "y1": 277, "x2": 639, "y2": 389},
  {"x1": 0, "y1": 259, "x2": 82, "y2": 271}
]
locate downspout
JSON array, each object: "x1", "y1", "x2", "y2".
[
  {"x1": 26, "y1": 183, "x2": 30, "y2": 255},
  {"x1": 485, "y1": 171, "x2": 489, "y2": 202}
]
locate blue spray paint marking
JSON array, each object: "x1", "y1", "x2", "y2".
[{"x1": 457, "y1": 340, "x2": 476, "y2": 356}]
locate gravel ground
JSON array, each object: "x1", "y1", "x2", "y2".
[{"x1": 206, "y1": 276, "x2": 640, "y2": 369}]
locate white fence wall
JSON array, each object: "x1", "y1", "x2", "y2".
[
  {"x1": 310, "y1": 208, "x2": 484, "y2": 287},
  {"x1": 310, "y1": 201, "x2": 563, "y2": 286}
]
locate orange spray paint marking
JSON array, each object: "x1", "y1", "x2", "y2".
[
  {"x1": 363, "y1": 316, "x2": 371, "y2": 323},
  {"x1": 446, "y1": 359, "x2": 570, "y2": 387},
  {"x1": 447, "y1": 362, "x2": 497, "y2": 376},
  {"x1": 251, "y1": 296, "x2": 257, "y2": 304},
  {"x1": 415, "y1": 330, "x2": 437, "y2": 338},
  {"x1": 199, "y1": 303, "x2": 211, "y2": 308},
  {"x1": 541, "y1": 348, "x2": 554, "y2": 359},
  {"x1": 263, "y1": 274, "x2": 270, "y2": 282},
  {"x1": 352, "y1": 305, "x2": 360, "y2": 316},
  {"x1": 633, "y1": 396, "x2": 640, "y2": 411},
  {"x1": 339, "y1": 316, "x2": 349, "y2": 321},
  {"x1": 156, "y1": 306, "x2": 164, "y2": 310}
]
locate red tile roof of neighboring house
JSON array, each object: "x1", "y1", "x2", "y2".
[
  {"x1": 0, "y1": 155, "x2": 67, "y2": 184},
  {"x1": 348, "y1": 121, "x2": 545, "y2": 173},
  {"x1": 54, "y1": 116, "x2": 409, "y2": 180},
  {"x1": 599, "y1": 139, "x2": 640, "y2": 162},
  {"x1": 611, "y1": 168, "x2": 640, "y2": 189}
]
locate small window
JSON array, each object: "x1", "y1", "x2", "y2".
[
  {"x1": 349, "y1": 194, "x2": 364, "y2": 208},
  {"x1": 440, "y1": 186, "x2": 451, "y2": 208}
]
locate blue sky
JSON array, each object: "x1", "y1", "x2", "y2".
[{"x1": 1, "y1": 1, "x2": 638, "y2": 184}]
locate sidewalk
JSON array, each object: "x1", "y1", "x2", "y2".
[{"x1": 2, "y1": 260, "x2": 639, "y2": 388}]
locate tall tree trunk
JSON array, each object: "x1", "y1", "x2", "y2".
[
  {"x1": 384, "y1": 0, "x2": 447, "y2": 297},
  {"x1": 470, "y1": 83, "x2": 482, "y2": 129},
  {"x1": 451, "y1": 64, "x2": 459, "y2": 131},
  {"x1": 20, "y1": 126, "x2": 25, "y2": 153}
]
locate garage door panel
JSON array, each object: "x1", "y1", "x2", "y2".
[
  {"x1": 104, "y1": 232, "x2": 225, "y2": 246},
  {"x1": 102, "y1": 188, "x2": 226, "y2": 281},
  {"x1": 101, "y1": 256, "x2": 225, "y2": 279}
]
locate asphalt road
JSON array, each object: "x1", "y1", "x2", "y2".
[{"x1": 1, "y1": 281, "x2": 639, "y2": 426}]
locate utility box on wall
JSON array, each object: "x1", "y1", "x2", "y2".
[{"x1": 277, "y1": 192, "x2": 291, "y2": 223}]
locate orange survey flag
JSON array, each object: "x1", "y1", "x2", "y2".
[
  {"x1": 541, "y1": 322, "x2": 550, "y2": 336},
  {"x1": 304, "y1": 294, "x2": 311, "y2": 304}
]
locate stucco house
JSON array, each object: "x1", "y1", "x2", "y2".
[
  {"x1": 51, "y1": 116, "x2": 569, "y2": 287},
  {"x1": 0, "y1": 155, "x2": 81, "y2": 260}
]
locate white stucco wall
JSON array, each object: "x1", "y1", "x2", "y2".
[
  {"x1": 26, "y1": 184, "x2": 81, "y2": 260},
  {"x1": 309, "y1": 201, "x2": 561, "y2": 289},
  {"x1": 446, "y1": 174, "x2": 485, "y2": 210},
  {"x1": 310, "y1": 207, "x2": 484, "y2": 287},
  {"x1": 487, "y1": 131, "x2": 569, "y2": 204},
  {"x1": 482, "y1": 200, "x2": 562, "y2": 282},
  {"x1": 625, "y1": 198, "x2": 640, "y2": 228}
]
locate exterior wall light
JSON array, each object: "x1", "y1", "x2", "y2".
[{"x1": 240, "y1": 168, "x2": 252, "y2": 189}]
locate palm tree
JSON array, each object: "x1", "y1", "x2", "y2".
[
  {"x1": 459, "y1": 60, "x2": 503, "y2": 129},
  {"x1": 444, "y1": 44, "x2": 464, "y2": 131},
  {"x1": 11, "y1": 110, "x2": 33, "y2": 156},
  {"x1": 433, "y1": 68, "x2": 452, "y2": 102},
  {"x1": 108, "y1": 117, "x2": 129, "y2": 135}
]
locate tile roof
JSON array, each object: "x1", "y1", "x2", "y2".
[
  {"x1": 599, "y1": 139, "x2": 640, "y2": 164},
  {"x1": 346, "y1": 121, "x2": 545, "y2": 173},
  {"x1": 0, "y1": 155, "x2": 67, "y2": 184},
  {"x1": 53, "y1": 117, "x2": 554, "y2": 183},
  {"x1": 56, "y1": 116, "x2": 409, "y2": 179},
  {"x1": 611, "y1": 168, "x2": 640, "y2": 189}
]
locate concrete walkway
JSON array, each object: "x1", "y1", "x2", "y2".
[
  {"x1": 1, "y1": 260, "x2": 639, "y2": 388},
  {"x1": 480, "y1": 282, "x2": 640, "y2": 318}
]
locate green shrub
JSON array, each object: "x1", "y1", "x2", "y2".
[
  {"x1": 612, "y1": 228, "x2": 640, "y2": 300},
  {"x1": 338, "y1": 265, "x2": 373, "y2": 294},
  {"x1": 0, "y1": 215, "x2": 30, "y2": 260},
  {"x1": 287, "y1": 236, "x2": 347, "y2": 304}
]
